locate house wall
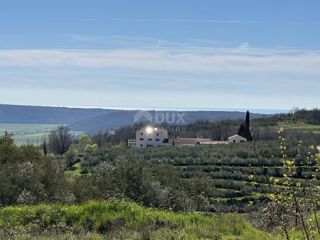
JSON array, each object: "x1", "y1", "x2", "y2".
[{"x1": 135, "y1": 127, "x2": 169, "y2": 148}]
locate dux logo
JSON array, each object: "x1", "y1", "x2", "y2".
[
  {"x1": 134, "y1": 111, "x2": 186, "y2": 124},
  {"x1": 134, "y1": 111, "x2": 153, "y2": 123}
]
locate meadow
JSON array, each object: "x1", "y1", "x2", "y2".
[
  {"x1": 0, "y1": 200, "x2": 286, "y2": 240},
  {"x1": 0, "y1": 124, "x2": 82, "y2": 145}
]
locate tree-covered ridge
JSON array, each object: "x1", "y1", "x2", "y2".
[{"x1": 0, "y1": 104, "x2": 265, "y2": 134}]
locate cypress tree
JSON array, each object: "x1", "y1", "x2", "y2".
[
  {"x1": 238, "y1": 123, "x2": 246, "y2": 138},
  {"x1": 43, "y1": 139, "x2": 48, "y2": 156},
  {"x1": 237, "y1": 111, "x2": 253, "y2": 141},
  {"x1": 245, "y1": 111, "x2": 253, "y2": 141}
]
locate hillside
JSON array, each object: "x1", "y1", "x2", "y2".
[
  {"x1": 0, "y1": 104, "x2": 106, "y2": 125},
  {"x1": 0, "y1": 104, "x2": 265, "y2": 134},
  {"x1": 69, "y1": 110, "x2": 265, "y2": 133}
]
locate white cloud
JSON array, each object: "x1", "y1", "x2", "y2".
[
  {"x1": 0, "y1": 48, "x2": 320, "y2": 74},
  {"x1": 238, "y1": 42, "x2": 250, "y2": 51}
]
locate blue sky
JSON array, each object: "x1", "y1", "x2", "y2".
[{"x1": 1, "y1": 0, "x2": 320, "y2": 111}]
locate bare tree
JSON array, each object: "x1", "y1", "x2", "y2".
[{"x1": 48, "y1": 126, "x2": 72, "y2": 155}]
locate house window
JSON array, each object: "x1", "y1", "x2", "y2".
[
  {"x1": 140, "y1": 132, "x2": 143, "y2": 136},
  {"x1": 141, "y1": 144, "x2": 143, "y2": 147},
  {"x1": 140, "y1": 138, "x2": 144, "y2": 141},
  {"x1": 148, "y1": 138, "x2": 152, "y2": 141},
  {"x1": 156, "y1": 133, "x2": 159, "y2": 136},
  {"x1": 156, "y1": 138, "x2": 160, "y2": 141}
]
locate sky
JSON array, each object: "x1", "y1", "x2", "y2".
[{"x1": 1, "y1": 0, "x2": 320, "y2": 111}]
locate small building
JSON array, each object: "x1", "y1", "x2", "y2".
[
  {"x1": 174, "y1": 137, "x2": 228, "y2": 146},
  {"x1": 127, "y1": 139, "x2": 136, "y2": 147},
  {"x1": 174, "y1": 138, "x2": 199, "y2": 146},
  {"x1": 228, "y1": 134, "x2": 247, "y2": 143},
  {"x1": 128, "y1": 127, "x2": 229, "y2": 148},
  {"x1": 135, "y1": 126, "x2": 171, "y2": 148}
]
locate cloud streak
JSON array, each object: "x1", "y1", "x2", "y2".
[
  {"x1": 111, "y1": 18, "x2": 320, "y2": 25},
  {"x1": 111, "y1": 18, "x2": 256, "y2": 24},
  {"x1": 0, "y1": 48, "x2": 320, "y2": 74}
]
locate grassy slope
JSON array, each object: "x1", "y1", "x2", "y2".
[
  {"x1": 65, "y1": 162, "x2": 82, "y2": 176},
  {"x1": 0, "y1": 200, "x2": 272, "y2": 240}
]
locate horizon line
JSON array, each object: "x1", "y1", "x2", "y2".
[{"x1": 0, "y1": 102, "x2": 291, "y2": 114}]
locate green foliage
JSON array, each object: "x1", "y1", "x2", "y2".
[
  {"x1": 262, "y1": 128, "x2": 320, "y2": 240},
  {"x1": 293, "y1": 109, "x2": 320, "y2": 125},
  {"x1": 64, "y1": 135, "x2": 97, "y2": 171},
  {"x1": 0, "y1": 200, "x2": 272, "y2": 240},
  {"x1": 65, "y1": 162, "x2": 82, "y2": 176},
  {"x1": 0, "y1": 133, "x2": 71, "y2": 206},
  {"x1": 64, "y1": 145, "x2": 80, "y2": 168},
  {"x1": 85, "y1": 144, "x2": 98, "y2": 153}
]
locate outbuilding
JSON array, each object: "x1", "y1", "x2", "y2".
[{"x1": 228, "y1": 134, "x2": 247, "y2": 143}]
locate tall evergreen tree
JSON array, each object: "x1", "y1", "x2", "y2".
[
  {"x1": 238, "y1": 111, "x2": 253, "y2": 141},
  {"x1": 43, "y1": 139, "x2": 48, "y2": 156},
  {"x1": 238, "y1": 123, "x2": 246, "y2": 138},
  {"x1": 245, "y1": 111, "x2": 253, "y2": 141}
]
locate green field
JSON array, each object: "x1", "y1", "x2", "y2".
[
  {"x1": 279, "y1": 122, "x2": 320, "y2": 134},
  {"x1": 0, "y1": 124, "x2": 82, "y2": 145}
]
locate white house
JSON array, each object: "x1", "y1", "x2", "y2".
[
  {"x1": 128, "y1": 126, "x2": 230, "y2": 148},
  {"x1": 228, "y1": 134, "x2": 247, "y2": 143},
  {"x1": 135, "y1": 126, "x2": 171, "y2": 148}
]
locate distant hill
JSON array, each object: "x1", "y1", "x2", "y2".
[
  {"x1": 0, "y1": 104, "x2": 106, "y2": 124},
  {"x1": 0, "y1": 104, "x2": 266, "y2": 134}
]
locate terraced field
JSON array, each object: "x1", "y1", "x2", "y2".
[{"x1": 82, "y1": 140, "x2": 320, "y2": 212}]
